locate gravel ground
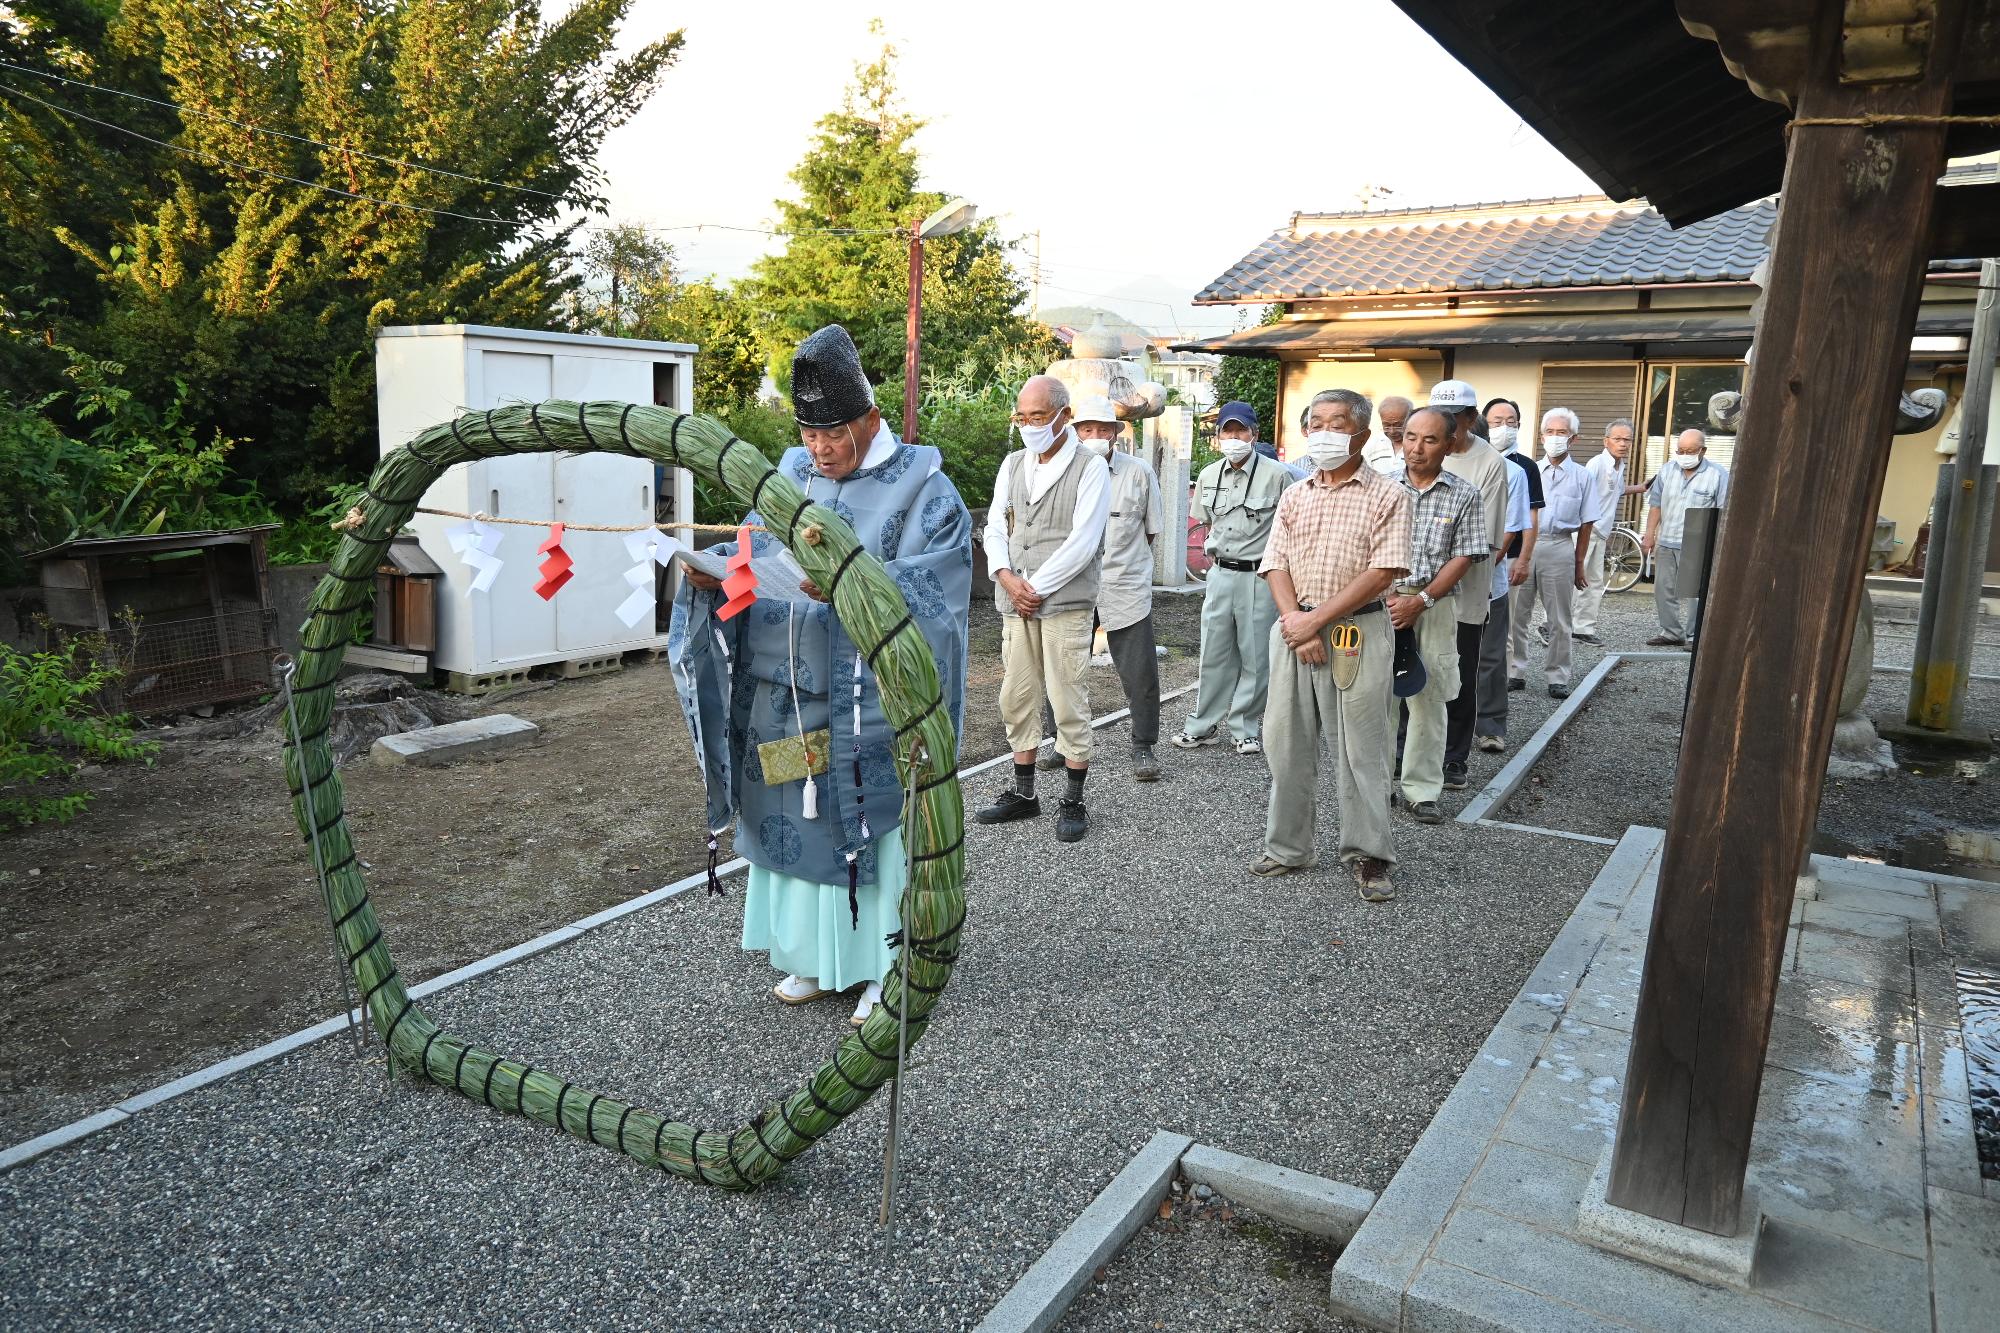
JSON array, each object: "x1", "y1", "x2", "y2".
[
  {"x1": 1060, "y1": 1181, "x2": 1353, "y2": 1333},
  {"x1": 0, "y1": 594, "x2": 1207, "y2": 1147},
  {"x1": 0, "y1": 589, "x2": 1633, "y2": 1329},
  {"x1": 1503, "y1": 628, "x2": 2000, "y2": 869}
]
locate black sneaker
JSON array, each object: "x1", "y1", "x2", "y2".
[
  {"x1": 1411, "y1": 800, "x2": 1443, "y2": 824},
  {"x1": 1573, "y1": 633, "x2": 1603, "y2": 646},
  {"x1": 974, "y1": 790, "x2": 1042, "y2": 824},
  {"x1": 1442, "y1": 762, "x2": 1468, "y2": 792},
  {"x1": 1507, "y1": 677, "x2": 1527, "y2": 693},
  {"x1": 1055, "y1": 798, "x2": 1088, "y2": 842},
  {"x1": 1549, "y1": 683, "x2": 1571, "y2": 700}
]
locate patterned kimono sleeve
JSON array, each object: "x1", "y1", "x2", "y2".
[{"x1": 883, "y1": 472, "x2": 975, "y2": 736}]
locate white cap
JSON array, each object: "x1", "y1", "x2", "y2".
[
  {"x1": 1072, "y1": 394, "x2": 1121, "y2": 426},
  {"x1": 1428, "y1": 379, "x2": 1478, "y2": 410}
]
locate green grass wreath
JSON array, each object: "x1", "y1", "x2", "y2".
[{"x1": 284, "y1": 402, "x2": 964, "y2": 1189}]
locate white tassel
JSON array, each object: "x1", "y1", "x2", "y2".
[{"x1": 803, "y1": 774, "x2": 819, "y2": 821}]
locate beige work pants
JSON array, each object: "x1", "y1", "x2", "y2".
[
  {"x1": 1262, "y1": 616, "x2": 1396, "y2": 868},
  {"x1": 1000, "y1": 607, "x2": 1095, "y2": 763},
  {"x1": 1574, "y1": 531, "x2": 1607, "y2": 637},
  {"x1": 1389, "y1": 598, "x2": 1463, "y2": 805}
]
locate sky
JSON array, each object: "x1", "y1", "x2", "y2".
[{"x1": 590, "y1": 0, "x2": 1602, "y2": 340}]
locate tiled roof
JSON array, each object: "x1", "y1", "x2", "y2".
[
  {"x1": 1196, "y1": 197, "x2": 1778, "y2": 303},
  {"x1": 1198, "y1": 174, "x2": 2000, "y2": 305},
  {"x1": 1196, "y1": 158, "x2": 2000, "y2": 306}
]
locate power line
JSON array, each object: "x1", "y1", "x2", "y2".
[
  {"x1": 0, "y1": 81, "x2": 521, "y2": 227},
  {"x1": 0, "y1": 57, "x2": 574, "y2": 202}
]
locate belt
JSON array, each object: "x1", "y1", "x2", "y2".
[
  {"x1": 1213, "y1": 556, "x2": 1259, "y2": 572},
  {"x1": 1298, "y1": 598, "x2": 1385, "y2": 616}
]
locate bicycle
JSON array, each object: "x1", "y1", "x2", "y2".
[{"x1": 1603, "y1": 524, "x2": 1649, "y2": 593}]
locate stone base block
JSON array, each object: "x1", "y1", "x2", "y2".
[
  {"x1": 1575, "y1": 1145, "x2": 1762, "y2": 1289},
  {"x1": 371, "y1": 714, "x2": 539, "y2": 766}
]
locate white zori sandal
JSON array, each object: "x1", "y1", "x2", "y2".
[
  {"x1": 773, "y1": 974, "x2": 831, "y2": 1005},
  {"x1": 849, "y1": 981, "x2": 883, "y2": 1027}
]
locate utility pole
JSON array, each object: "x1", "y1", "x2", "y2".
[
  {"x1": 1906, "y1": 255, "x2": 2000, "y2": 738},
  {"x1": 1032, "y1": 230, "x2": 1042, "y2": 317}
]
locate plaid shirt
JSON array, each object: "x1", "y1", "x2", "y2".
[
  {"x1": 1393, "y1": 466, "x2": 1488, "y2": 589},
  {"x1": 1258, "y1": 463, "x2": 1411, "y2": 605}
]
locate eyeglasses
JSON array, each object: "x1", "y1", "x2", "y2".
[{"x1": 1010, "y1": 407, "x2": 1065, "y2": 427}]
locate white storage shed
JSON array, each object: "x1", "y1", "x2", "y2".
[{"x1": 375, "y1": 324, "x2": 697, "y2": 683}]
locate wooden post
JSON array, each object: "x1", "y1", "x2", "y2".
[{"x1": 1604, "y1": 10, "x2": 1959, "y2": 1234}]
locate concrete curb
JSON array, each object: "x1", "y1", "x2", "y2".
[
  {"x1": 1456, "y1": 652, "x2": 1628, "y2": 825},
  {"x1": 1, "y1": 683, "x2": 1197, "y2": 1173},
  {"x1": 976, "y1": 1130, "x2": 1194, "y2": 1333},
  {"x1": 1472, "y1": 818, "x2": 1621, "y2": 847},
  {"x1": 1179, "y1": 1144, "x2": 1376, "y2": 1241}
]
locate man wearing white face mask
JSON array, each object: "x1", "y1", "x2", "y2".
[
  {"x1": 1507, "y1": 408, "x2": 1605, "y2": 697},
  {"x1": 1037, "y1": 395, "x2": 1165, "y2": 781},
  {"x1": 1177, "y1": 400, "x2": 1296, "y2": 755},
  {"x1": 978, "y1": 375, "x2": 1111, "y2": 843},
  {"x1": 1642, "y1": 428, "x2": 1730, "y2": 647},
  {"x1": 1251, "y1": 400, "x2": 1413, "y2": 903}
]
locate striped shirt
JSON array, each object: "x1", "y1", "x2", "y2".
[
  {"x1": 1258, "y1": 463, "x2": 1412, "y2": 605},
  {"x1": 1394, "y1": 467, "x2": 1488, "y2": 615}
]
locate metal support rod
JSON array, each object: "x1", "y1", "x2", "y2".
[
  {"x1": 903, "y1": 219, "x2": 923, "y2": 445},
  {"x1": 1911, "y1": 256, "x2": 2000, "y2": 730}
]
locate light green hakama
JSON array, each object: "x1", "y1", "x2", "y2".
[{"x1": 740, "y1": 826, "x2": 905, "y2": 992}]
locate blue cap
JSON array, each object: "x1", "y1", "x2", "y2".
[{"x1": 1218, "y1": 401, "x2": 1258, "y2": 433}]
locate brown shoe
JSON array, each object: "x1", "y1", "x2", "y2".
[
  {"x1": 1250, "y1": 855, "x2": 1308, "y2": 877},
  {"x1": 1645, "y1": 635, "x2": 1684, "y2": 647},
  {"x1": 1352, "y1": 857, "x2": 1396, "y2": 903}
]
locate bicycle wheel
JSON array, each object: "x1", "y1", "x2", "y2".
[{"x1": 1606, "y1": 528, "x2": 1644, "y2": 593}]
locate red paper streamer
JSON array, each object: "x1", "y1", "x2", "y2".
[
  {"x1": 719, "y1": 523, "x2": 759, "y2": 621},
  {"x1": 534, "y1": 522, "x2": 574, "y2": 600}
]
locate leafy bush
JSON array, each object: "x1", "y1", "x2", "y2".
[
  {"x1": 265, "y1": 482, "x2": 370, "y2": 567},
  {"x1": 0, "y1": 337, "x2": 278, "y2": 580},
  {"x1": 0, "y1": 634, "x2": 157, "y2": 828}
]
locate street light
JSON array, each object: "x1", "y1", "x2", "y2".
[{"x1": 903, "y1": 197, "x2": 978, "y2": 445}]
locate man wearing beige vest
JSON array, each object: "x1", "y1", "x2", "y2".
[{"x1": 976, "y1": 375, "x2": 1111, "y2": 843}]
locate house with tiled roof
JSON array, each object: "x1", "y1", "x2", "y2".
[{"x1": 1177, "y1": 179, "x2": 1989, "y2": 549}]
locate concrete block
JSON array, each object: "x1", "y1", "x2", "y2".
[
  {"x1": 1923, "y1": 1090, "x2": 1985, "y2": 1198},
  {"x1": 1749, "y1": 1068, "x2": 1928, "y2": 1260},
  {"x1": 1801, "y1": 901, "x2": 1912, "y2": 942},
  {"x1": 1808, "y1": 879, "x2": 1938, "y2": 923},
  {"x1": 370, "y1": 713, "x2": 538, "y2": 766},
  {"x1": 1751, "y1": 1216, "x2": 1932, "y2": 1332},
  {"x1": 1793, "y1": 927, "x2": 1909, "y2": 992},
  {"x1": 1770, "y1": 969, "x2": 1915, "y2": 1038},
  {"x1": 1763, "y1": 1010, "x2": 1915, "y2": 1096},
  {"x1": 0, "y1": 1108, "x2": 131, "y2": 1172},
  {"x1": 1576, "y1": 1144, "x2": 1763, "y2": 1288},
  {"x1": 975, "y1": 1129, "x2": 1192, "y2": 1333},
  {"x1": 1494, "y1": 1020, "x2": 1629, "y2": 1167},
  {"x1": 1927, "y1": 1185, "x2": 2000, "y2": 1333},
  {"x1": 1458, "y1": 1140, "x2": 1592, "y2": 1234},
  {"x1": 1922, "y1": 1023, "x2": 1971, "y2": 1105},
  {"x1": 1178, "y1": 1144, "x2": 1374, "y2": 1241},
  {"x1": 1404, "y1": 1259, "x2": 1630, "y2": 1333},
  {"x1": 1434, "y1": 1205, "x2": 1854, "y2": 1333}
]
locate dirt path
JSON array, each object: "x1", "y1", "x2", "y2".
[{"x1": 0, "y1": 594, "x2": 1206, "y2": 1142}]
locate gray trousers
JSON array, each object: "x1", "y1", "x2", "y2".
[
  {"x1": 1653, "y1": 544, "x2": 1697, "y2": 641},
  {"x1": 1042, "y1": 615, "x2": 1161, "y2": 747},
  {"x1": 1188, "y1": 566, "x2": 1278, "y2": 742},
  {"x1": 1263, "y1": 618, "x2": 1396, "y2": 868},
  {"x1": 1510, "y1": 533, "x2": 1578, "y2": 686},
  {"x1": 1475, "y1": 591, "x2": 1512, "y2": 740}
]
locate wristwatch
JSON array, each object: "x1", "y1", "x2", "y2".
[{"x1": 1418, "y1": 590, "x2": 1437, "y2": 609}]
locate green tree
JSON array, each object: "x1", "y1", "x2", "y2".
[
  {"x1": 1, "y1": 1, "x2": 682, "y2": 504},
  {"x1": 574, "y1": 224, "x2": 764, "y2": 413},
  {"x1": 746, "y1": 31, "x2": 1053, "y2": 392},
  {"x1": 1210, "y1": 305, "x2": 1284, "y2": 445}
]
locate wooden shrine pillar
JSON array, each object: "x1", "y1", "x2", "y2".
[{"x1": 1605, "y1": 1, "x2": 1963, "y2": 1235}]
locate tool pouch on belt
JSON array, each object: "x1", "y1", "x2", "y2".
[{"x1": 1330, "y1": 619, "x2": 1364, "y2": 692}]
